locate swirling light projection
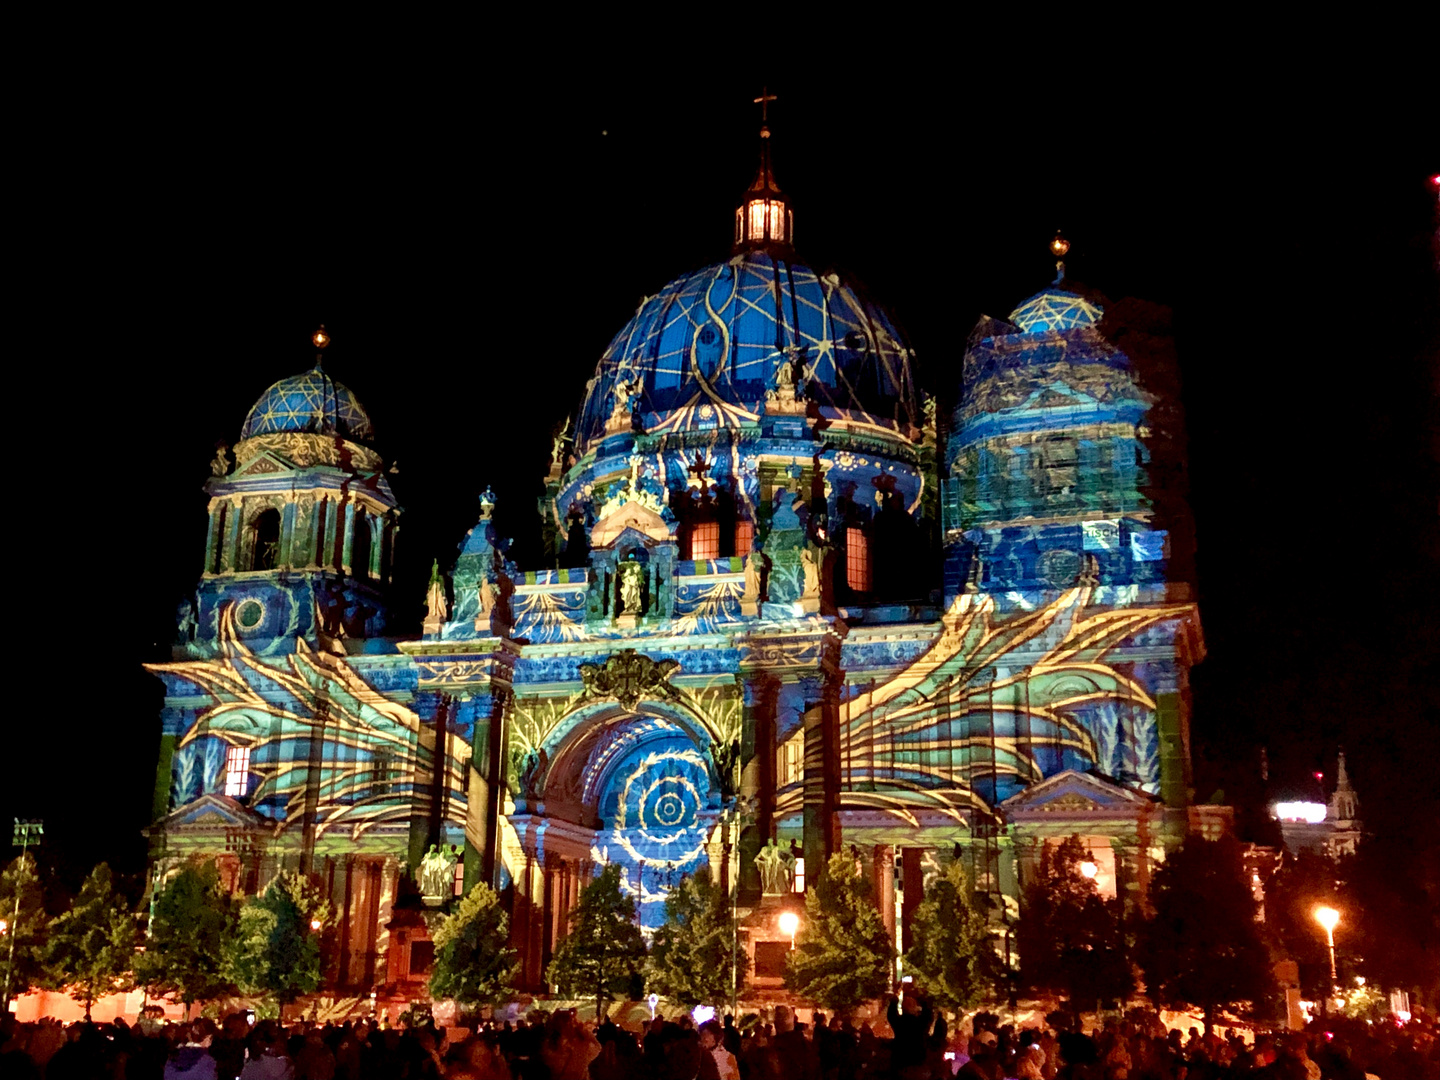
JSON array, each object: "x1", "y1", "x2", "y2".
[{"x1": 591, "y1": 738, "x2": 715, "y2": 928}]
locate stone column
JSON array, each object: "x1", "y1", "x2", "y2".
[
  {"x1": 223, "y1": 496, "x2": 243, "y2": 572},
  {"x1": 872, "y1": 844, "x2": 896, "y2": 947},
  {"x1": 203, "y1": 502, "x2": 221, "y2": 574},
  {"x1": 342, "y1": 500, "x2": 356, "y2": 575}
]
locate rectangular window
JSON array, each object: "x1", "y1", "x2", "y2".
[
  {"x1": 370, "y1": 752, "x2": 394, "y2": 798},
  {"x1": 734, "y1": 520, "x2": 754, "y2": 556},
  {"x1": 224, "y1": 746, "x2": 250, "y2": 797},
  {"x1": 688, "y1": 521, "x2": 720, "y2": 561},
  {"x1": 778, "y1": 737, "x2": 803, "y2": 788},
  {"x1": 846, "y1": 527, "x2": 872, "y2": 592},
  {"x1": 793, "y1": 857, "x2": 805, "y2": 892}
]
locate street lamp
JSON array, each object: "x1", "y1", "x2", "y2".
[
  {"x1": 1079, "y1": 860, "x2": 1098, "y2": 880},
  {"x1": 1314, "y1": 905, "x2": 1340, "y2": 986},
  {"x1": 778, "y1": 910, "x2": 800, "y2": 951}
]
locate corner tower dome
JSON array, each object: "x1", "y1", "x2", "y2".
[
  {"x1": 1007, "y1": 232, "x2": 1105, "y2": 333},
  {"x1": 240, "y1": 362, "x2": 375, "y2": 443}
]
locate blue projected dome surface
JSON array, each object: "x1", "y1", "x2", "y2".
[
  {"x1": 240, "y1": 365, "x2": 375, "y2": 443},
  {"x1": 1008, "y1": 288, "x2": 1104, "y2": 333},
  {"x1": 576, "y1": 251, "x2": 918, "y2": 442}
]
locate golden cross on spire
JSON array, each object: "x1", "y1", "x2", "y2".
[{"x1": 754, "y1": 87, "x2": 778, "y2": 131}]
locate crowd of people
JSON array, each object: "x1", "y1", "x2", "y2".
[{"x1": 0, "y1": 994, "x2": 1434, "y2": 1080}]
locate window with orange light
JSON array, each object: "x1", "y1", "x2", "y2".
[
  {"x1": 688, "y1": 521, "x2": 720, "y2": 561},
  {"x1": 734, "y1": 520, "x2": 754, "y2": 555},
  {"x1": 846, "y1": 527, "x2": 872, "y2": 592},
  {"x1": 224, "y1": 746, "x2": 251, "y2": 797}
]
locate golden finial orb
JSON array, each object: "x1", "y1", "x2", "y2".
[
  {"x1": 312, "y1": 324, "x2": 331, "y2": 350},
  {"x1": 1050, "y1": 232, "x2": 1070, "y2": 258}
]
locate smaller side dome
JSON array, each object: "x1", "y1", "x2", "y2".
[
  {"x1": 240, "y1": 365, "x2": 375, "y2": 442},
  {"x1": 1008, "y1": 288, "x2": 1104, "y2": 333}
]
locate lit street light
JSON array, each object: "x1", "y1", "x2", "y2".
[
  {"x1": 1079, "y1": 860, "x2": 1098, "y2": 880},
  {"x1": 778, "y1": 910, "x2": 800, "y2": 951},
  {"x1": 1314, "y1": 905, "x2": 1340, "y2": 1013}
]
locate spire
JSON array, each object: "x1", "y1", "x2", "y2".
[
  {"x1": 733, "y1": 88, "x2": 793, "y2": 253},
  {"x1": 311, "y1": 324, "x2": 331, "y2": 369},
  {"x1": 1049, "y1": 231, "x2": 1070, "y2": 285},
  {"x1": 1329, "y1": 748, "x2": 1359, "y2": 822}
]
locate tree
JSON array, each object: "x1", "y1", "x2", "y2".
[
  {"x1": 785, "y1": 852, "x2": 896, "y2": 1013},
  {"x1": 134, "y1": 862, "x2": 237, "y2": 1015},
  {"x1": 226, "y1": 871, "x2": 334, "y2": 1010},
  {"x1": 546, "y1": 864, "x2": 647, "y2": 1020},
  {"x1": 429, "y1": 881, "x2": 517, "y2": 1007},
  {"x1": 43, "y1": 864, "x2": 139, "y2": 1021},
  {"x1": 0, "y1": 853, "x2": 48, "y2": 1013},
  {"x1": 1139, "y1": 836, "x2": 1273, "y2": 1034},
  {"x1": 647, "y1": 867, "x2": 749, "y2": 1008},
  {"x1": 904, "y1": 857, "x2": 993, "y2": 1019},
  {"x1": 1015, "y1": 836, "x2": 1131, "y2": 1022}
]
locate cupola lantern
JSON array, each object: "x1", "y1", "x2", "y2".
[{"x1": 734, "y1": 88, "x2": 793, "y2": 253}]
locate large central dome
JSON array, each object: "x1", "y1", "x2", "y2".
[{"x1": 575, "y1": 251, "x2": 918, "y2": 445}]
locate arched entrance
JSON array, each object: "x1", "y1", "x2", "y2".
[{"x1": 539, "y1": 702, "x2": 720, "y2": 929}]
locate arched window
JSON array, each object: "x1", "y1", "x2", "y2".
[
  {"x1": 845, "y1": 526, "x2": 872, "y2": 593},
  {"x1": 250, "y1": 509, "x2": 281, "y2": 571},
  {"x1": 351, "y1": 510, "x2": 371, "y2": 579}
]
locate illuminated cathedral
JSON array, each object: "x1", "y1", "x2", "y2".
[{"x1": 147, "y1": 113, "x2": 1211, "y2": 999}]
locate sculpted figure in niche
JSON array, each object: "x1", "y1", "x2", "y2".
[
  {"x1": 419, "y1": 844, "x2": 458, "y2": 899},
  {"x1": 801, "y1": 546, "x2": 820, "y2": 599},
  {"x1": 619, "y1": 559, "x2": 645, "y2": 616},
  {"x1": 211, "y1": 445, "x2": 231, "y2": 477},
  {"x1": 755, "y1": 839, "x2": 796, "y2": 895}
]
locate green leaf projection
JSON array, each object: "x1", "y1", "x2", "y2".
[{"x1": 149, "y1": 603, "x2": 468, "y2": 849}]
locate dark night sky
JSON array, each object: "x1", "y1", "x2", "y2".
[{"x1": 7, "y1": 59, "x2": 1435, "y2": 884}]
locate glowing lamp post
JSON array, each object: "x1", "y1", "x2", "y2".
[
  {"x1": 1314, "y1": 906, "x2": 1340, "y2": 985},
  {"x1": 309, "y1": 918, "x2": 323, "y2": 932},
  {"x1": 778, "y1": 910, "x2": 800, "y2": 951},
  {"x1": 1079, "y1": 859, "x2": 1098, "y2": 881}
]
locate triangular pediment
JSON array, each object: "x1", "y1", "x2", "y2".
[
  {"x1": 156, "y1": 793, "x2": 272, "y2": 832},
  {"x1": 591, "y1": 501, "x2": 672, "y2": 548},
  {"x1": 1000, "y1": 769, "x2": 1154, "y2": 816},
  {"x1": 235, "y1": 450, "x2": 294, "y2": 476}
]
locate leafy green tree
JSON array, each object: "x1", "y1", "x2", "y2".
[
  {"x1": 43, "y1": 863, "x2": 139, "y2": 1021},
  {"x1": 1139, "y1": 836, "x2": 1273, "y2": 1034},
  {"x1": 135, "y1": 862, "x2": 237, "y2": 1015},
  {"x1": 904, "y1": 857, "x2": 993, "y2": 1019},
  {"x1": 546, "y1": 864, "x2": 647, "y2": 1020},
  {"x1": 227, "y1": 871, "x2": 334, "y2": 1010},
  {"x1": 648, "y1": 867, "x2": 749, "y2": 1008},
  {"x1": 0, "y1": 853, "x2": 48, "y2": 1013},
  {"x1": 1015, "y1": 836, "x2": 1131, "y2": 1022},
  {"x1": 429, "y1": 881, "x2": 517, "y2": 1007},
  {"x1": 785, "y1": 852, "x2": 896, "y2": 1012}
]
